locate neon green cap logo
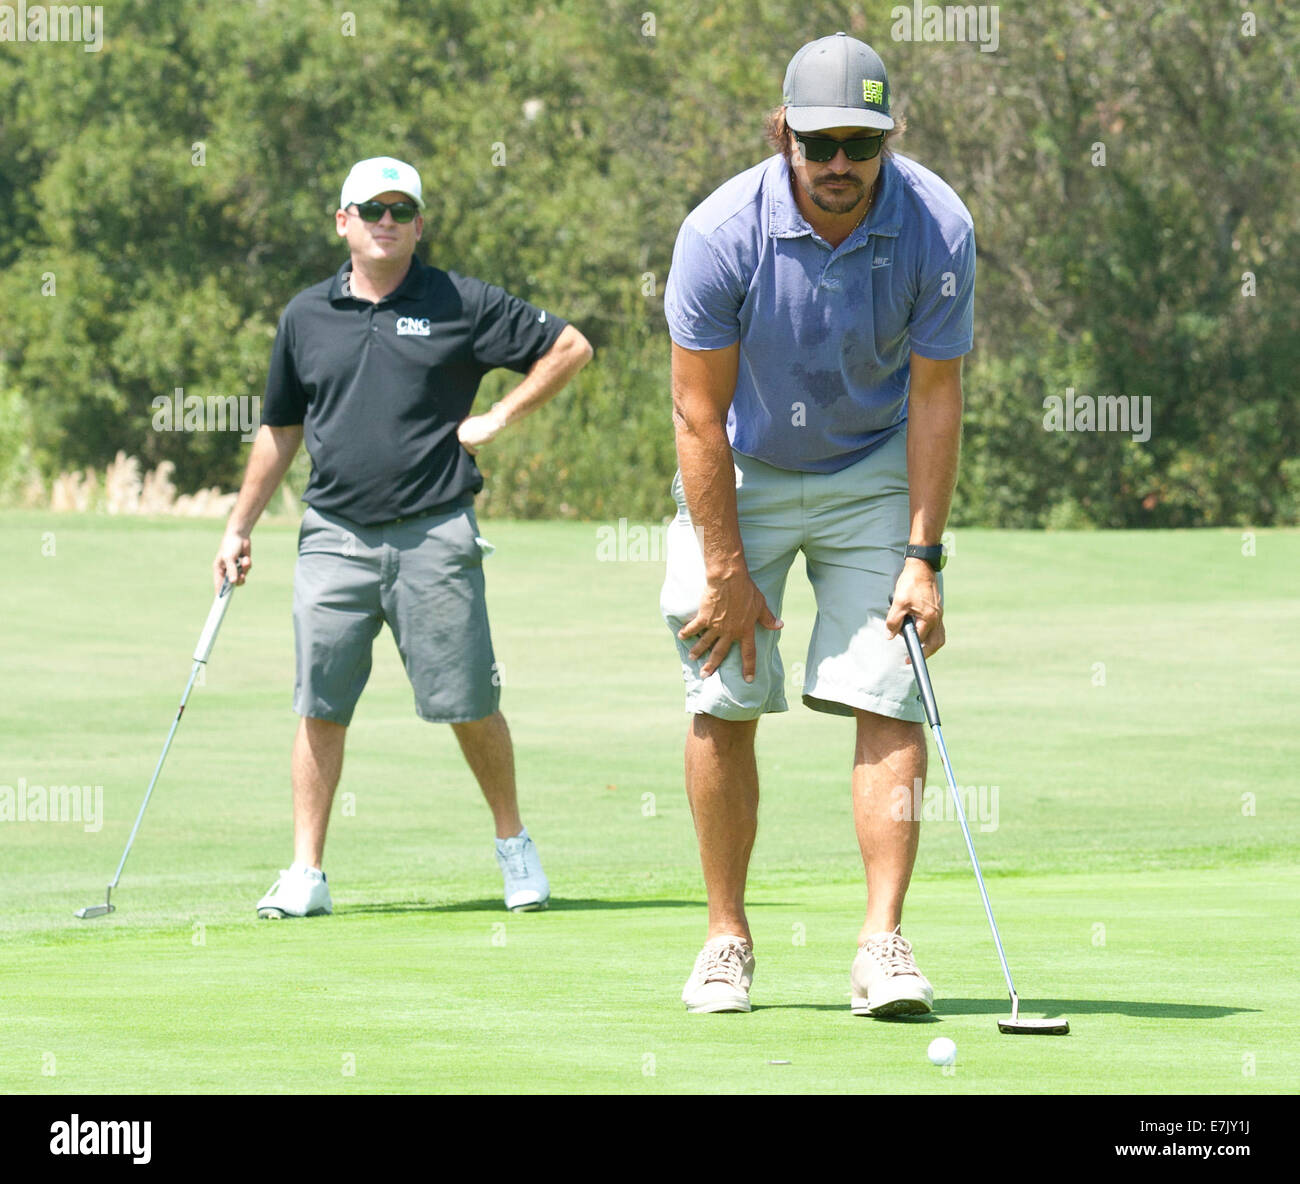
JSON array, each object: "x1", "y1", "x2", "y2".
[{"x1": 863, "y1": 79, "x2": 884, "y2": 105}]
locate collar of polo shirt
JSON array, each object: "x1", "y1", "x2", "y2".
[
  {"x1": 333, "y1": 257, "x2": 424, "y2": 304},
  {"x1": 768, "y1": 152, "x2": 903, "y2": 242}
]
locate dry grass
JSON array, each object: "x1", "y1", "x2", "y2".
[{"x1": 45, "y1": 452, "x2": 237, "y2": 517}]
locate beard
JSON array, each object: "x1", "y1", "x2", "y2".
[{"x1": 806, "y1": 174, "x2": 867, "y2": 215}]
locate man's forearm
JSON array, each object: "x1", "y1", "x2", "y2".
[
  {"x1": 494, "y1": 325, "x2": 593, "y2": 426},
  {"x1": 674, "y1": 417, "x2": 745, "y2": 579},
  {"x1": 227, "y1": 424, "x2": 303, "y2": 535},
  {"x1": 906, "y1": 381, "x2": 962, "y2": 545}
]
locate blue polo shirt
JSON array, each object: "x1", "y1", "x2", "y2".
[{"x1": 664, "y1": 151, "x2": 975, "y2": 473}]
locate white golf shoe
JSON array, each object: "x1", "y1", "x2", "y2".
[
  {"x1": 495, "y1": 829, "x2": 550, "y2": 911},
  {"x1": 850, "y1": 926, "x2": 934, "y2": 1016},
  {"x1": 256, "y1": 862, "x2": 332, "y2": 919},
  {"x1": 682, "y1": 935, "x2": 755, "y2": 1013}
]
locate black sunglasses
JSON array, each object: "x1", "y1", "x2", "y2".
[
  {"x1": 350, "y1": 199, "x2": 419, "y2": 224},
  {"x1": 794, "y1": 132, "x2": 885, "y2": 163}
]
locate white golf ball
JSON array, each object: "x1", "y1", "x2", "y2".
[{"x1": 927, "y1": 1036, "x2": 957, "y2": 1066}]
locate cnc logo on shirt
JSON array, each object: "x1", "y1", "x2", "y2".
[{"x1": 395, "y1": 316, "x2": 432, "y2": 336}]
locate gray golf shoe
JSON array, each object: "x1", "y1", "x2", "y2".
[
  {"x1": 851, "y1": 926, "x2": 934, "y2": 1016},
  {"x1": 682, "y1": 935, "x2": 755, "y2": 1013}
]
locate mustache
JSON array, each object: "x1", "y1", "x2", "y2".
[{"x1": 815, "y1": 174, "x2": 862, "y2": 186}]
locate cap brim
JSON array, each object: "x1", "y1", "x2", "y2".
[
  {"x1": 341, "y1": 189, "x2": 425, "y2": 210},
  {"x1": 786, "y1": 106, "x2": 894, "y2": 133}
]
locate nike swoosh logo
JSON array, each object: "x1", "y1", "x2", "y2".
[{"x1": 538, "y1": 310, "x2": 547, "y2": 323}]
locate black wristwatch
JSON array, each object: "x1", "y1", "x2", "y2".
[{"x1": 904, "y1": 543, "x2": 947, "y2": 571}]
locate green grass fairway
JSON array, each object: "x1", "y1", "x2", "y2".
[{"x1": 2, "y1": 512, "x2": 1297, "y2": 1094}]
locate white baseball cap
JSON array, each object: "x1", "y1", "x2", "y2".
[{"x1": 339, "y1": 156, "x2": 425, "y2": 211}]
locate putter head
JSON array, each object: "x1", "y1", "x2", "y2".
[
  {"x1": 998, "y1": 1015, "x2": 1070, "y2": 1035},
  {"x1": 75, "y1": 885, "x2": 115, "y2": 919}
]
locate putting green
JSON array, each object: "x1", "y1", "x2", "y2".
[{"x1": 1, "y1": 514, "x2": 1296, "y2": 1093}]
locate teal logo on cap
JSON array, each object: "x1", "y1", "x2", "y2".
[{"x1": 382, "y1": 166, "x2": 399, "y2": 179}]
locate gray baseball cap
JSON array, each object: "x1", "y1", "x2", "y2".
[{"x1": 783, "y1": 32, "x2": 893, "y2": 133}]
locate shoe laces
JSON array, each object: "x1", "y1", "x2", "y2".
[
  {"x1": 264, "y1": 871, "x2": 291, "y2": 897},
  {"x1": 268, "y1": 866, "x2": 321, "y2": 895},
  {"x1": 699, "y1": 938, "x2": 750, "y2": 985},
  {"x1": 499, "y1": 839, "x2": 530, "y2": 878},
  {"x1": 863, "y1": 927, "x2": 918, "y2": 976}
]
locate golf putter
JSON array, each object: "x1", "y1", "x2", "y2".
[
  {"x1": 76, "y1": 576, "x2": 237, "y2": 919},
  {"x1": 901, "y1": 614, "x2": 1069, "y2": 1035}
]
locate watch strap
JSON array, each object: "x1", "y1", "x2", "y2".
[{"x1": 904, "y1": 543, "x2": 946, "y2": 570}]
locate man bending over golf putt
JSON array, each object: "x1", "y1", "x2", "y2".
[
  {"x1": 662, "y1": 35, "x2": 972, "y2": 1014},
  {"x1": 213, "y1": 156, "x2": 592, "y2": 918}
]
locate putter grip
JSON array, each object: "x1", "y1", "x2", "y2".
[
  {"x1": 901, "y1": 616, "x2": 941, "y2": 728},
  {"x1": 193, "y1": 579, "x2": 234, "y2": 663}
]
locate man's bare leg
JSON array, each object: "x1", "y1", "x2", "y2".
[
  {"x1": 292, "y1": 716, "x2": 347, "y2": 869},
  {"x1": 852, "y1": 708, "x2": 927, "y2": 943},
  {"x1": 451, "y1": 710, "x2": 524, "y2": 840},
  {"x1": 685, "y1": 714, "x2": 760, "y2": 944}
]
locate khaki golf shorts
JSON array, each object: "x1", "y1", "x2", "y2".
[
  {"x1": 292, "y1": 502, "x2": 499, "y2": 726},
  {"x1": 659, "y1": 429, "x2": 933, "y2": 723}
]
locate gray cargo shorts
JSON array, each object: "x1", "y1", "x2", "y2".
[
  {"x1": 659, "y1": 429, "x2": 934, "y2": 723},
  {"x1": 292, "y1": 501, "x2": 499, "y2": 726}
]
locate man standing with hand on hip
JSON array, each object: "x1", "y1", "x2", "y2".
[
  {"x1": 662, "y1": 35, "x2": 973, "y2": 1014},
  {"x1": 214, "y1": 156, "x2": 592, "y2": 919}
]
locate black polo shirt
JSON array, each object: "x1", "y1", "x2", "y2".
[{"x1": 261, "y1": 257, "x2": 568, "y2": 525}]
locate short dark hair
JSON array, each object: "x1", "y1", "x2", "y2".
[{"x1": 763, "y1": 105, "x2": 907, "y2": 162}]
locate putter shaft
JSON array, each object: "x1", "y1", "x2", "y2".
[
  {"x1": 929, "y1": 719, "x2": 1018, "y2": 1004},
  {"x1": 901, "y1": 616, "x2": 1068, "y2": 1033},
  {"x1": 76, "y1": 579, "x2": 234, "y2": 918}
]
